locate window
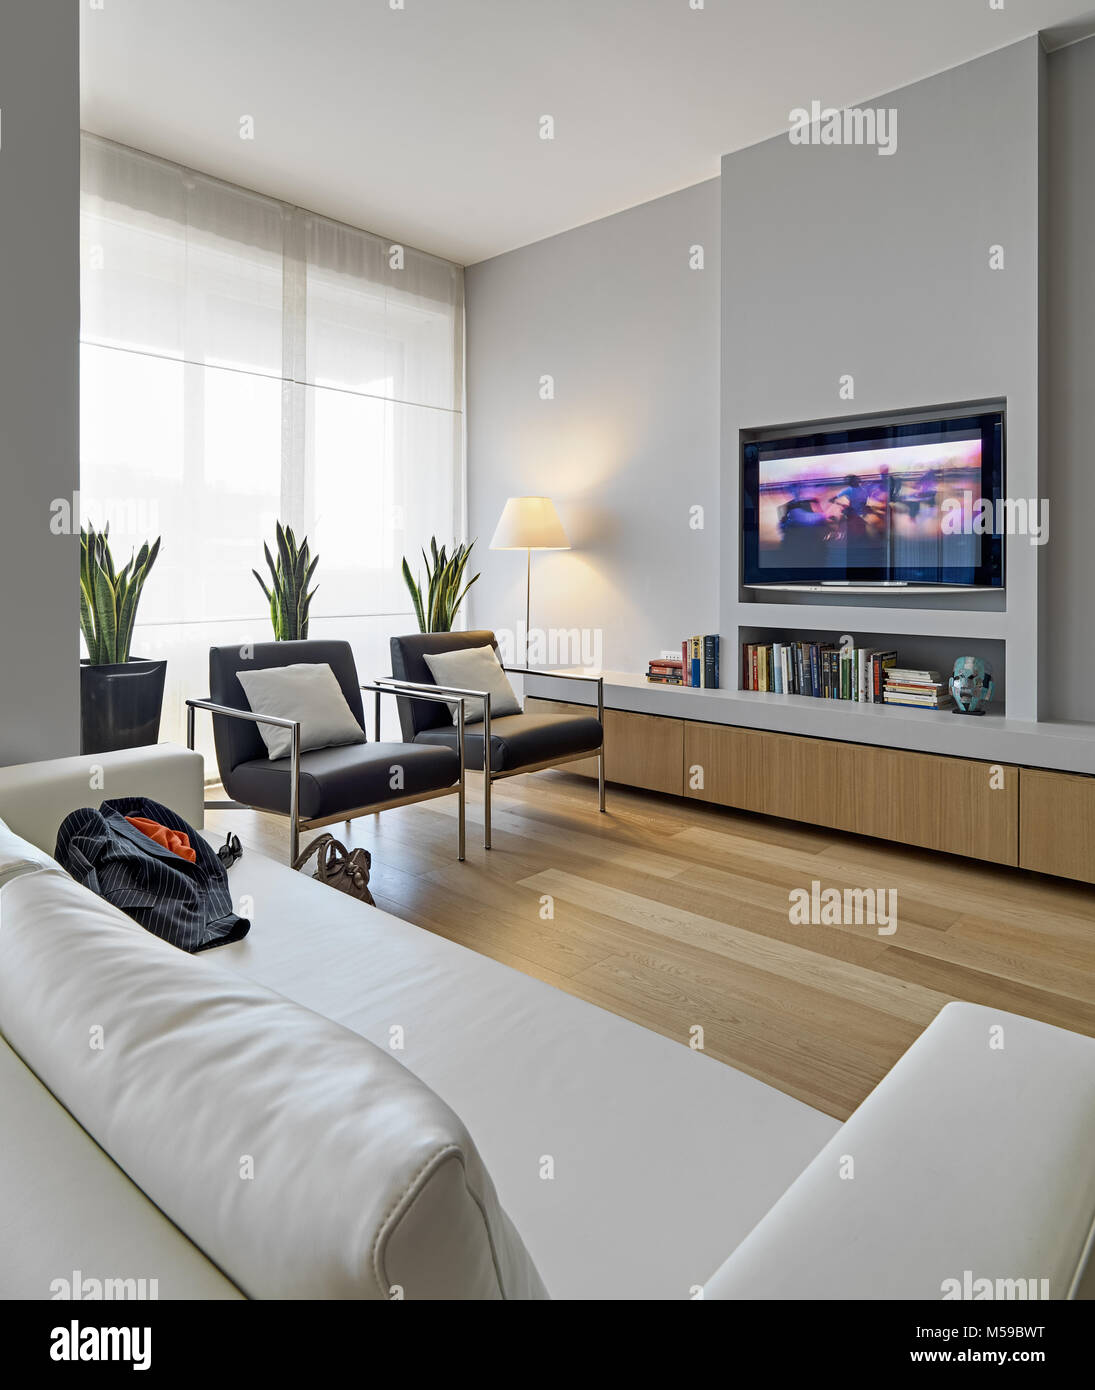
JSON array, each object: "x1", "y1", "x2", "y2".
[{"x1": 80, "y1": 135, "x2": 465, "y2": 764}]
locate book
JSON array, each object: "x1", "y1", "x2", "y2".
[
  {"x1": 857, "y1": 648, "x2": 870, "y2": 703},
  {"x1": 886, "y1": 668, "x2": 942, "y2": 682},
  {"x1": 704, "y1": 634, "x2": 719, "y2": 689},
  {"x1": 884, "y1": 695, "x2": 953, "y2": 709},
  {"x1": 871, "y1": 651, "x2": 898, "y2": 702}
]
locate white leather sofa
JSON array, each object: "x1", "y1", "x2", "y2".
[{"x1": 1, "y1": 745, "x2": 1092, "y2": 1300}]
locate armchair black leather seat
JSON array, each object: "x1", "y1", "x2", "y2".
[
  {"x1": 229, "y1": 740, "x2": 460, "y2": 820},
  {"x1": 188, "y1": 640, "x2": 466, "y2": 863},
  {"x1": 415, "y1": 712, "x2": 602, "y2": 772},
  {"x1": 387, "y1": 630, "x2": 605, "y2": 849}
]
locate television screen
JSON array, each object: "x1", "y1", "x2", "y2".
[{"x1": 742, "y1": 410, "x2": 1004, "y2": 588}]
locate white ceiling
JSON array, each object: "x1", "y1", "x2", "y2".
[{"x1": 81, "y1": 0, "x2": 1095, "y2": 266}]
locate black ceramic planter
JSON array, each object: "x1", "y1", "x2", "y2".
[{"x1": 80, "y1": 658, "x2": 167, "y2": 755}]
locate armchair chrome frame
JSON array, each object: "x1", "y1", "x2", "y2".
[
  {"x1": 375, "y1": 668, "x2": 605, "y2": 850},
  {"x1": 186, "y1": 684, "x2": 467, "y2": 866}
]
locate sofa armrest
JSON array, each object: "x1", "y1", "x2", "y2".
[
  {"x1": 702, "y1": 1002, "x2": 1095, "y2": 1301},
  {"x1": 0, "y1": 745, "x2": 206, "y2": 855}
]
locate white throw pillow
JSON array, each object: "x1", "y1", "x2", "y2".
[
  {"x1": 236, "y1": 663, "x2": 366, "y2": 760},
  {"x1": 0, "y1": 817, "x2": 60, "y2": 888},
  {"x1": 423, "y1": 646, "x2": 523, "y2": 726}
]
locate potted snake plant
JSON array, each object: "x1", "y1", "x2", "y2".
[
  {"x1": 79, "y1": 524, "x2": 165, "y2": 754},
  {"x1": 402, "y1": 538, "x2": 479, "y2": 632}
]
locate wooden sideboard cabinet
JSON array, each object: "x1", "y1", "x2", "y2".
[
  {"x1": 1019, "y1": 768, "x2": 1095, "y2": 883},
  {"x1": 524, "y1": 694, "x2": 1095, "y2": 881},
  {"x1": 682, "y1": 721, "x2": 1018, "y2": 867}
]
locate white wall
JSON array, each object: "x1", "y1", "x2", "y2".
[
  {"x1": 720, "y1": 37, "x2": 1044, "y2": 721},
  {"x1": 1046, "y1": 34, "x2": 1095, "y2": 722},
  {"x1": 465, "y1": 179, "x2": 720, "y2": 671},
  {"x1": 0, "y1": 3, "x2": 80, "y2": 764}
]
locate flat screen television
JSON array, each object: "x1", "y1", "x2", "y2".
[{"x1": 742, "y1": 408, "x2": 1005, "y2": 590}]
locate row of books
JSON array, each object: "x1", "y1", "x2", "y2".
[
  {"x1": 647, "y1": 635, "x2": 721, "y2": 687},
  {"x1": 743, "y1": 642, "x2": 898, "y2": 701},
  {"x1": 742, "y1": 641, "x2": 954, "y2": 709}
]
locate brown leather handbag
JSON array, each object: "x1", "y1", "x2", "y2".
[{"x1": 292, "y1": 833, "x2": 375, "y2": 906}]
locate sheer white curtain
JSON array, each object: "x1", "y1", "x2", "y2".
[{"x1": 80, "y1": 135, "x2": 465, "y2": 765}]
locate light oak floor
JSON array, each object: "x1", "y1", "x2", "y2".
[{"x1": 207, "y1": 773, "x2": 1095, "y2": 1121}]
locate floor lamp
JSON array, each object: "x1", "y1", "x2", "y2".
[{"x1": 489, "y1": 496, "x2": 570, "y2": 663}]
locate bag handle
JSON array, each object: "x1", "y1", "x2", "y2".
[{"x1": 292, "y1": 832, "x2": 334, "y2": 874}]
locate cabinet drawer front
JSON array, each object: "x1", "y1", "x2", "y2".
[
  {"x1": 683, "y1": 722, "x2": 1018, "y2": 866},
  {"x1": 525, "y1": 698, "x2": 683, "y2": 795},
  {"x1": 1020, "y1": 769, "x2": 1095, "y2": 882}
]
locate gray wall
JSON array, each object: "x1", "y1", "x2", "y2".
[
  {"x1": 0, "y1": 4, "x2": 80, "y2": 764},
  {"x1": 1046, "y1": 34, "x2": 1095, "y2": 722},
  {"x1": 721, "y1": 37, "x2": 1044, "y2": 719},
  {"x1": 465, "y1": 179, "x2": 720, "y2": 671}
]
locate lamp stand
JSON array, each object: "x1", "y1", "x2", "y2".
[{"x1": 525, "y1": 547, "x2": 531, "y2": 665}]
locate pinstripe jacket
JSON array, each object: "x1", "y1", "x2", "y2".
[{"x1": 54, "y1": 797, "x2": 250, "y2": 952}]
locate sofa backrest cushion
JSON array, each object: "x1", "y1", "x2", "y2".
[
  {"x1": 390, "y1": 630, "x2": 499, "y2": 739},
  {"x1": 209, "y1": 640, "x2": 366, "y2": 777},
  {"x1": 0, "y1": 746, "x2": 205, "y2": 856},
  {"x1": 0, "y1": 866, "x2": 548, "y2": 1300}
]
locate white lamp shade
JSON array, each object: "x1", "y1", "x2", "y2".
[{"x1": 489, "y1": 496, "x2": 570, "y2": 550}]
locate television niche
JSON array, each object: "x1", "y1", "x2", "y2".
[{"x1": 742, "y1": 407, "x2": 1005, "y2": 591}]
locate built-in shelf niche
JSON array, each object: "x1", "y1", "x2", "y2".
[{"x1": 737, "y1": 623, "x2": 1007, "y2": 716}]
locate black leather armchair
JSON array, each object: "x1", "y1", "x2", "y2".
[
  {"x1": 187, "y1": 640, "x2": 469, "y2": 864},
  {"x1": 383, "y1": 631, "x2": 605, "y2": 849}
]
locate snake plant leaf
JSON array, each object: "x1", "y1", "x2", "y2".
[
  {"x1": 275, "y1": 522, "x2": 301, "y2": 637},
  {"x1": 116, "y1": 537, "x2": 159, "y2": 663},
  {"x1": 91, "y1": 555, "x2": 119, "y2": 664},
  {"x1": 79, "y1": 531, "x2": 100, "y2": 663},
  {"x1": 79, "y1": 585, "x2": 99, "y2": 665},
  {"x1": 452, "y1": 572, "x2": 480, "y2": 612},
  {"x1": 402, "y1": 557, "x2": 426, "y2": 632},
  {"x1": 99, "y1": 524, "x2": 116, "y2": 584}
]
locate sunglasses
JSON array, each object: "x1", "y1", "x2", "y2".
[{"x1": 217, "y1": 832, "x2": 243, "y2": 868}]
